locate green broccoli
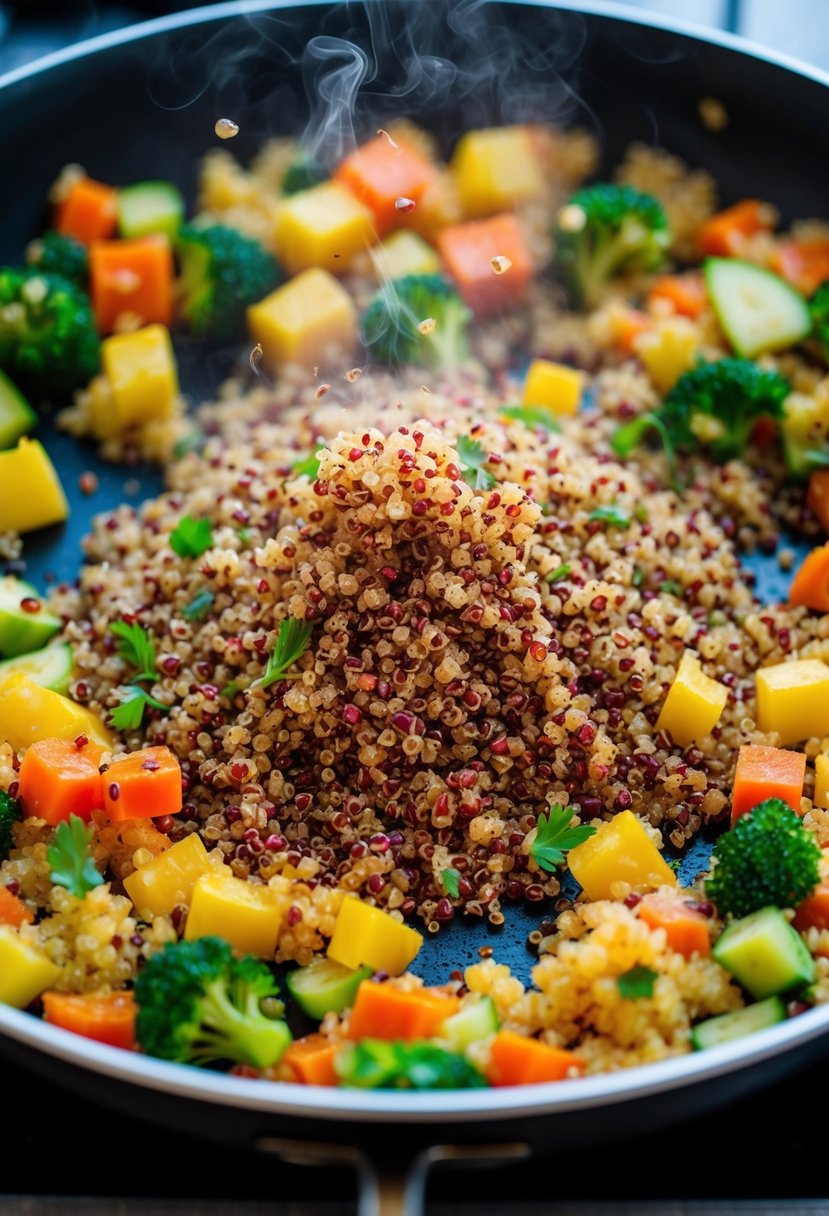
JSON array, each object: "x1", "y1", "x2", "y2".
[
  {"x1": 26, "y1": 231, "x2": 88, "y2": 288},
  {"x1": 281, "y1": 154, "x2": 326, "y2": 196},
  {"x1": 134, "y1": 935, "x2": 291, "y2": 1070},
  {"x1": 612, "y1": 358, "x2": 790, "y2": 467},
  {"x1": 176, "y1": 224, "x2": 282, "y2": 341},
  {"x1": 554, "y1": 182, "x2": 670, "y2": 308},
  {"x1": 362, "y1": 274, "x2": 471, "y2": 369},
  {"x1": 810, "y1": 280, "x2": 829, "y2": 362},
  {"x1": 0, "y1": 790, "x2": 21, "y2": 860},
  {"x1": 705, "y1": 798, "x2": 821, "y2": 919},
  {"x1": 336, "y1": 1038, "x2": 487, "y2": 1090},
  {"x1": 0, "y1": 269, "x2": 100, "y2": 400}
]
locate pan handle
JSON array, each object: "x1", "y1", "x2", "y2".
[{"x1": 256, "y1": 1135, "x2": 530, "y2": 1216}]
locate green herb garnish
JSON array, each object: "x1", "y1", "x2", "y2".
[
  {"x1": 546, "y1": 563, "x2": 572, "y2": 584},
  {"x1": 221, "y1": 679, "x2": 242, "y2": 699},
  {"x1": 110, "y1": 620, "x2": 157, "y2": 682},
  {"x1": 588, "y1": 504, "x2": 631, "y2": 529},
  {"x1": 660, "y1": 580, "x2": 683, "y2": 597},
  {"x1": 173, "y1": 429, "x2": 206, "y2": 460},
  {"x1": 0, "y1": 790, "x2": 21, "y2": 859},
  {"x1": 182, "y1": 590, "x2": 215, "y2": 621},
  {"x1": 441, "y1": 868, "x2": 461, "y2": 898},
  {"x1": 632, "y1": 567, "x2": 645, "y2": 588},
  {"x1": 633, "y1": 503, "x2": 649, "y2": 524},
  {"x1": 251, "y1": 618, "x2": 313, "y2": 691},
  {"x1": 500, "y1": 405, "x2": 562, "y2": 433},
  {"x1": 237, "y1": 527, "x2": 250, "y2": 545},
  {"x1": 617, "y1": 965, "x2": 658, "y2": 1000},
  {"x1": 292, "y1": 452, "x2": 321, "y2": 480},
  {"x1": 457, "y1": 435, "x2": 496, "y2": 492},
  {"x1": 47, "y1": 814, "x2": 104, "y2": 899},
  {"x1": 530, "y1": 804, "x2": 597, "y2": 873},
  {"x1": 110, "y1": 685, "x2": 170, "y2": 732},
  {"x1": 170, "y1": 515, "x2": 214, "y2": 559}
]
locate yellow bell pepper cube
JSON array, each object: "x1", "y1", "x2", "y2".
[
  {"x1": 372, "y1": 231, "x2": 441, "y2": 281},
  {"x1": 0, "y1": 926, "x2": 60, "y2": 1008},
  {"x1": 247, "y1": 268, "x2": 357, "y2": 370},
  {"x1": 185, "y1": 870, "x2": 282, "y2": 958},
  {"x1": 274, "y1": 181, "x2": 374, "y2": 276},
  {"x1": 327, "y1": 896, "x2": 422, "y2": 975},
  {"x1": 124, "y1": 833, "x2": 213, "y2": 918},
  {"x1": 90, "y1": 324, "x2": 179, "y2": 439},
  {"x1": 655, "y1": 650, "x2": 728, "y2": 747},
  {"x1": 451, "y1": 126, "x2": 544, "y2": 219},
  {"x1": 0, "y1": 439, "x2": 68, "y2": 535},
  {"x1": 522, "y1": 359, "x2": 584, "y2": 418},
  {"x1": 0, "y1": 672, "x2": 113, "y2": 752},
  {"x1": 635, "y1": 317, "x2": 699, "y2": 395},
  {"x1": 567, "y1": 810, "x2": 678, "y2": 901},
  {"x1": 815, "y1": 755, "x2": 829, "y2": 809},
  {"x1": 756, "y1": 658, "x2": 829, "y2": 746}
]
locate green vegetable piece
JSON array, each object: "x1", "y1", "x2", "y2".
[
  {"x1": 0, "y1": 641, "x2": 74, "y2": 695},
  {"x1": 0, "y1": 268, "x2": 100, "y2": 400},
  {"x1": 118, "y1": 181, "x2": 185, "y2": 241},
  {"x1": 282, "y1": 154, "x2": 326, "y2": 195},
  {"x1": 810, "y1": 280, "x2": 829, "y2": 362},
  {"x1": 26, "y1": 231, "x2": 88, "y2": 289},
  {"x1": 47, "y1": 814, "x2": 104, "y2": 899},
  {"x1": 110, "y1": 619, "x2": 157, "y2": 682},
  {"x1": 336, "y1": 1038, "x2": 487, "y2": 1090},
  {"x1": 286, "y1": 957, "x2": 372, "y2": 1020},
  {"x1": 252, "y1": 618, "x2": 313, "y2": 691},
  {"x1": 530, "y1": 804, "x2": 596, "y2": 873},
  {"x1": 291, "y1": 452, "x2": 322, "y2": 480},
  {"x1": 181, "y1": 590, "x2": 214, "y2": 622},
  {"x1": 135, "y1": 936, "x2": 291, "y2": 1069},
  {"x1": 440, "y1": 995, "x2": 500, "y2": 1052},
  {"x1": 691, "y1": 995, "x2": 786, "y2": 1050},
  {"x1": 705, "y1": 257, "x2": 811, "y2": 359},
  {"x1": 362, "y1": 274, "x2": 471, "y2": 370},
  {"x1": 0, "y1": 368, "x2": 37, "y2": 449},
  {"x1": 588, "y1": 504, "x2": 631, "y2": 529},
  {"x1": 110, "y1": 685, "x2": 170, "y2": 733},
  {"x1": 457, "y1": 434, "x2": 496, "y2": 492},
  {"x1": 660, "y1": 580, "x2": 683, "y2": 597},
  {"x1": 177, "y1": 224, "x2": 282, "y2": 341},
  {"x1": 0, "y1": 576, "x2": 61, "y2": 658},
  {"x1": 499, "y1": 404, "x2": 562, "y2": 433},
  {"x1": 441, "y1": 868, "x2": 461, "y2": 898},
  {"x1": 0, "y1": 789, "x2": 21, "y2": 860},
  {"x1": 170, "y1": 515, "x2": 214, "y2": 559},
  {"x1": 617, "y1": 965, "x2": 658, "y2": 1000},
  {"x1": 712, "y1": 906, "x2": 815, "y2": 999},
  {"x1": 546, "y1": 563, "x2": 572, "y2": 584},
  {"x1": 173, "y1": 429, "x2": 206, "y2": 460}
]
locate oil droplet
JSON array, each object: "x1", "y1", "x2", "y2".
[
  {"x1": 490, "y1": 254, "x2": 512, "y2": 275},
  {"x1": 315, "y1": 383, "x2": 332, "y2": 399},
  {"x1": 418, "y1": 317, "x2": 437, "y2": 335},
  {"x1": 395, "y1": 196, "x2": 416, "y2": 213},
  {"x1": 215, "y1": 117, "x2": 240, "y2": 140},
  {"x1": 345, "y1": 368, "x2": 363, "y2": 383},
  {"x1": 557, "y1": 203, "x2": 586, "y2": 233},
  {"x1": 377, "y1": 128, "x2": 399, "y2": 149}
]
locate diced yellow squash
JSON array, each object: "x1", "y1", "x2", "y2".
[
  {"x1": 0, "y1": 925, "x2": 60, "y2": 1008},
  {"x1": 655, "y1": 650, "x2": 728, "y2": 746},
  {"x1": 0, "y1": 439, "x2": 68, "y2": 534},
  {"x1": 124, "y1": 833, "x2": 212, "y2": 918},
  {"x1": 815, "y1": 755, "x2": 829, "y2": 809},
  {"x1": 451, "y1": 126, "x2": 544, "y2": 219},
  {"x1": 522, "y1": 359, "x2": 583, "y2": 417},
  {"x1": 90, "y1": 324, "x2": 179, "y2": 439},
  {"x1": 567, "y1": 810, "x2": 677, "y2": 901},
  {"x1": 409, "y1": 169, "x2": 463, "y2": 242},
  {"x1": 274, "y1": 181, "x2": 374, "y2": 276},
  {"x1": 634, "y1": 317, "x2": 699, "y2": 394},
  {"x1": 756, "y1": 658, "x2": 829, "y2": 745},
  {"x1": 327, "y1": 895, "x2": 422, "y2": 975},
  {"x1": 247, "y1": 268, "x2": 357, "y2": 370},
  {"x1": 185, "y1": 870, "x2": 281, "y2": 958},
  {"x1": 781, "y1": 392, "x2": 829, "y2": 477},
  {"x1": 0, "y1": 672, "x2": 113, "y2": 752},
  {"x1": 372, "y1": 230, "x2": 441, "y2": 281}
]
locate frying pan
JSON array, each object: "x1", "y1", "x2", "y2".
[{"x1": 1, "y1": 2, "x2": 828, "y2": 1210}]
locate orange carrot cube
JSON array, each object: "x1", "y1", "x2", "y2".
[
  {"x1": 731, "y1": 743, "x2": 806, "y2": 824},
  {"x1": 437, "y1": 213, "x2": 532, "y2": 316}
]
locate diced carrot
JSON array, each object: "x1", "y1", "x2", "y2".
[
  {"x1": 637, "y1": 895, "x2": 710, "y2": 959},
  {"x1": 613, "y1": 307, "x2": 649, "y2": 356},
  {"x1": 0, "y1": 887, "x2": 33, "y2": 928},
  {"x1": 773, "y1": 238, "x2": 829, "y2": 296},
  {"x1": 89, "y1": 236, "x2": 174, "y2": 335},
  {"x1": 55, "y1": 177, "x2": 118, "y2": 245},
  {"x1": 17, "y1": 737, "x2": 106, "y2": 826},
  {"x1": 794, "y1": 882, "x2": 829, "y2": 933},
  {"x1": 334, "y1": 135, "x2": 436, "y2": 237},
  {"x1": 347, "y1": 980, "x2": 460, "y2": 1042},
  {"x1": 437, "y1": 213, "x2": 532, "y2": 316},
  {"x1": 731, "y1": 743, "x2": 806, "y2": 824},
  {"x1": 697, "y1": 200, "x2": 774, "y2": 257},
  {"x1": 102, "y1": 746, "x2": 182, "y2": 822},
  {"x1": 486, "y1": 1030, "x2": 584, "y2": 1086},
  {"x1": 808, "y1": 470, "x2": 829, "y2": 534},
  {"x1": 789, "y1": 543, "x2": 829, "y2": 613},
  {"x1": 282, "y1": 1033, "x2": 340, "y2": 1086},
  {"x1": 647, "y1": 273, "x2": 707, "y2": 319},
  {"x1": 42, "y1": 990, "x2": 136, "y2": 1050}
]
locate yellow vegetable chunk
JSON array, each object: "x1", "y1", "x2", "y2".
[
  {"x1": 0, "y1": 672, "x2": 113, "y2": 752},
  {"x1": 815, "y1": 755, "x2": 829, "y2": 809},
  {"x1": 0, "y1": 925, "x2": 60, "y2": 1008},
  {"x1": 568, "y1": 810, "x2": 677, "y2": 901},
  {"x1": 124, "y1": 832, "x2": 212, "y2": 918},
  {"x1": 185, "y1": 870, "x2": 281, "y2": 958},
  {"x1": 635, "y1": 317, "x2": 699, "y2": 394},
  {"x1": 373, "y1": 231, "x2": 441, "y2": 281},
  {"x1": 247, "y1": 268, "x2": 357, "y2": 370},
  {"x1": 274, "y1": 181, "x2": 374, "y2": 276},
  {"x1": 451, "y1": 126, "x2": 544, "y2": 219},
  {"x1": 327, "y1": 895, "x2": 422, "y2": 975},
  {"x1": 522, "y1": 359, "x2": 583, "y2": 417},
  {"x1": 0, "y1": 439, "x2": 68, "y2": 534},
  {"x1": 655, "y1": 650, "x2": 728, "y2": 746},
  {"x1": 756, "y1": 658, "x2": 829, "y2": 746},
  {"x1": 91, "y1": 324, "x2": 179, "y2": 439}
]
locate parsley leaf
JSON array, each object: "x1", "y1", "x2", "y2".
[
  {"x1": 441, "y1": 868, "x2": 461, "y2": 898},
  {"x1": 110, "y1": 685, "x2": 169, "y2": 732},
  {"x1": 47, "y1": 814, "x2": 104, "y2": 899},
  {"x1": 110, "y1": 620, "x2": 156, "y2": 682},
  {"x1": 170, "y1": 515, "x2": 214, "y2": 559},
  {"x1": 530, "y1": 804, "x2": 597, "y2": 873},
  {"x1": 588, "y1": 504, "x2": 631, "y2": 529},
  {"x1": 500, "y1": 405, "x2": 562, "y2": 433},
  {"x1": 546, "y1": 562, "x2": 572, "y2": 584},
  {"x1": 292, "y1": 452, "x2": 321, "y2": 479},
  {"x1": 457, "y1": 435, "x2": 496, "y2": 492},
  {"x1": 617, "y1": 965, "x2": 658, "y2": 1000},
  {"x1": 251, "y1": 618, "x2": 313, "y2": 691},
  {"x1": 181, "y1": 590, "x2": 214, "y2": 621}
]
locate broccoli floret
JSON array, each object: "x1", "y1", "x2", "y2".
[
  {"x1": 0, "y1": 269, "x2": 100, "y2": 400},
  {"x1": 554, "y1": 183, "x2": 670, "y2": 308},
  {"x1": 281, "y1": 154, "x2": 326, "y2": 196},
  {"x1": 810, "y1": 280, "x2": 829, "y2": 362},
  {"x1": 706, "y1": 798, "x2": 820, "y2": 919},
  {"x1": 362, "y1": 274, "x2": 471, "y2": 369},
  {"x1": 0, "y1": 790, "x2": 21, "y2": 860},
  {"x1": 134, "y1": 935, "x2": 291, "y2": 1069},
  {"x1": 612, "y1": 357, "x2": 790, "y2": 467},
  {"x1": 26, "y1": 231, "x2": 88, "y2": 289},
  {"x1": 336, "y1": 1038, "x2": 487, "y2": 1090},
  {"x1": 176, "y1": 224, "x2": 282, "y2": 341}
]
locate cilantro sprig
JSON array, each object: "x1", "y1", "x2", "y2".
[
  {"x1": 441, "y1": 868, "x2": 461, "y2": 898},
  {"x1": 47, "y1": 814, "x2": 104, "y2": 899},
  {"x1": 546, "y1": 563, "x2": 572, "y2": 584},
  {"x1": 170, "y1": 515, "x2": 214, "y2": 559},
  {"x1": 251, "y1": 618, "x2": 313, "y2": 692},
  {"x1": 588, "y1": 504, "x2": 631, "y2": 529},
  {"x1": 457, "y1": 436, "x2": 496, "y2": 492},
  {"x1": 292, "y1": 452, "x2": 322, "y2": 480},
  {"x1": 617, "y1": 965, "x2": 658, "y2": 1000},
  {"x1": 110, "y1": 686, "x2": 170, "y2": 732},
  {"x1": 500, "y1": 405, "x2": 562, "y2": 434},
  {"x1": 182, "y1": 590, "x2": 215, "y2": 621},
  {"x1": 110, "y1": 620, "x2": 157, "y2": 682},
  {"x1": 530, "y1": 804, "x2": 596, "y2": 873}
]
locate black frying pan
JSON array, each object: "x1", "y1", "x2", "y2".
[{"x1": 0, "y1": 3, "x2": 828, "y2": 1210}]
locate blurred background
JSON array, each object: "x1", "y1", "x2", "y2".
[{"x1": 1, "y1": 0, "x2": 829, "y2": 75}]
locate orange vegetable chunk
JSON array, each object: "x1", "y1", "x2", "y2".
[
  {"x1": 789, "y1": 543, "x2": 829, "y2": 613},
  {"x1": 697, "y1": 199, "x2": 773, "y2": 257},
  {"x1": 89, "y1": 236, "x2": 174, "y2": 335},
  {"x1": 773, "y1": 239, "x2": 829, "y2": 296},
  {"x1": 647, "y1": 273, "x2": 707, "y2": 318},
  {"x1": 0, "y1": 887, "x2": 33, "y2": 928},
  {"x1": 55, "y1": 177, "x2": 118, "y2": 245},
  {"x1": 437, "y1": 213, "x2": 532, "y2": 316},
  {"x1": 613, "y1": 307, "x2": 649, "y2": 355},
  {"x1": 335, "y1": 135, "x2": 436, "y2": 237},
  {"x1": 347, "y1": 980, "x2": 460, "y2": 1042},
  {"x1": 18, "y1": 737, "x2": 105, "y2": 826},
  {"x1": 808, "y1": 471, "x2": 829, "y2": 535},
  {"x1": 731, "y1": 743, "x2": 806, "y2": 824},
  {"x1": 283, "y1": 1033, "x2": 340, "y2": 1086},
  {"x1": 42, "y1": 989, "x2": 136, "y2": 1050},
  {"x1": 794, "y1": 882, "x2": 829, "y2": 934},
  {"x1": 637, "y1": 895, "x2": 710, "y2": 958},
  {"x1": 103, "y1": 745, "x2": 182, "y2": 822},
  {"x1": 487, "y1": 1030, "x2": 584, "y2": 1086}
]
